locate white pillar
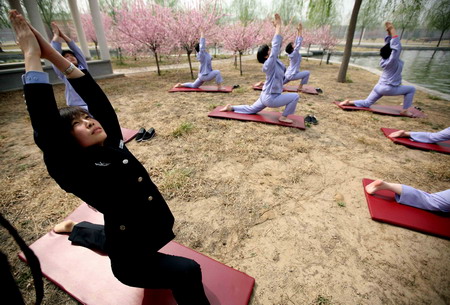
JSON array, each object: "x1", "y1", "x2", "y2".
[
  {"x1": 67, "y1": 0, "x2": 91, "y2": 59},
  {"x1": 88, "y1": 0, "x2": 110, "y2": 60},
  {"x1": 22, "y1": 0, "x2": 51, "y2": 66},
  {"x1": 7, "y1": 0, "x2": 25, "y2": 15}
]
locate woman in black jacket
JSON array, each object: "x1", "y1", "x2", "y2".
[{"x1": 10, "y1": 10, "x2": 210, "y2": 305}]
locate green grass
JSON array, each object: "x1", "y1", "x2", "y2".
[
  {"x1": 172, "y1": 122, "x2": 194, "y2": 137},
  {"x1": 427, "y1": 94, "x2": 443, "y2": 101},
  {"x1": 346, "y1": 75, "x2": 353, "y2": 83},
  {"x1": 337, "y1": 201, "x2": 346, "y2": 207},
  {"x1": 315, "y1": 294, "x2": 333, "y2": 305}
]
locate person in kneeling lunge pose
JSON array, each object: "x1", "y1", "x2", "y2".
[
  {"x1": 283, "y1": 22, "x2": 310, "y2": 91},
  {"x1": 221, "y1": 13, "x2": 300, "y2": 124},
  {"x1": 10, "y1": 10, "x2": 210, "y2": 305},
  {"x1": 175, "y1": 32, "x2": 224, "y2": 90},
  {"x1": 389, "y1": 127, "x2": 450, "y2": 143},
  {"x1": 339, "y1": 22, "x2": 416, "y2": 117},
  {"x1": 365, "y1": 180, "x2": 449, "y2": 213}
]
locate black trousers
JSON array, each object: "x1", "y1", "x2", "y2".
[{"x1": 69, "y1": 222, "x2": 210, "y2": 305}]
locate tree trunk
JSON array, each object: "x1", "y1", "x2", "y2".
[
  {"x1": 337, "y1": 0, "x2": 363, "y2": 83},
  {"x1": 239, "y1": 51, "x2": 243, "y2": 76},
  {"x1": 327, "y1": 52, "x2": 332, "y2": 64},
  {"x1": 358, "y1": 27, "x2": 365, "y2": 46},
  {"x1": 154, "y1": 51, "x2": 161, "y2": 76},
  {"x1": 187, "y1": 50, "x2": 194, "y2": 79},
  {"x1": 400, "y1": 28, "x2": 405, "y2": 40},
  {"x1": 306, "y1": 43, "x2": 311, "y2": 61},
  {"x1": 437, "y1": 29, "x2": 445, "y2": 47},
  {"x1": 234, "y1": 52, "x2": 237, "y2": 68}
]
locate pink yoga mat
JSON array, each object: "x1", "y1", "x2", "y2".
[
  {"x1": 208, "y1": 106, "x2": 305, "y2": 129},
  {"x1": 362, "y1": 179, "x2": 450, "y2": 239},
  {"x1": 333, "y1": 101, "x2": 426, "y2": 118},
  {"x1": 381, "y1": 128, "x2": 450, "y2": 154},
  {"x1": 121, "y1": 128, "x2": 139, "y2": 143},
  {"x1": 19, "y1": 203, "x2": 255, "y2": 305},
  {"x1": 252, "y1": 84, "x2": 318, "y2": 94},
  {"x1": 169, "y1": 86, "x2": 233, "y2": 93}
]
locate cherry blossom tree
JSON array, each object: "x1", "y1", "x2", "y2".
[
  {"x1": 222, "y1": 21, "x2": 259, "y2": 75},
  {"x1": 317, "y1": 25, "x2": 338, "y2": 65},
  {"x1": 114, "y1": 0, "x2": 174, "y2": 76},
  {"x1": 170, "y1": 3, "x2": 223, "y2": 79}
]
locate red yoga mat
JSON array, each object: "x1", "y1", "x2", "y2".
[
  {"x1": 252, "y1": 84, "x2": 318, "y2": 95},
  {"x1": 362, "y1": 179, "x2": 450, "y2": 239},
  {"x1": 19, "y1": 203, "x2": 255, "y2": 305},
  {"x1": 121, "y1": 128, "x2": 139, "y2": 143},
  {"x1": 169, "y1": 85, "x2": 233, "y2": 93},
  {"x1": 381, "y1": 128, "x2": 450, "y2": 154},
  {"x1": 333, "y1": 101, "x2": 426, "y2": 118},
  {"x1": 208, "y1": 106, "x2": 306, "y2": 129}
]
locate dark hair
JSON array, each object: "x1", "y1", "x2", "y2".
[
  {"x1": 380, "y1": 43, "x2": 392, "y2": 59},
  {"x1": 62, "y1": 50, "x2": 76, "y2": 57},
  {"x1": 194, "y1": 43, "x2": 200, "y2": 53},
  {"x1": 59, "y1": 106, "x2": 91, "y2": 133},
  {"x1": 285, "y1": 42, "x2": 294, "y2": 54},
  {"x1": 257, "y1": 44, "x2": 270, "y2": 63}
]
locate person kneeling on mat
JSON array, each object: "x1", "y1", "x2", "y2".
[
  {"x1": 10, "y1": 10, "x2": 210, "y2": 305},
  {"x1": 389, "y1": 127, "x2": 450, "y2": 143},
  {"x1": 175, "y1": 32, "x2": 224, "y2": 90},
  {"x1": 365, "y1": 180, "x2": 450, "y2": 213},
  {"x1": 339, "y1": 22, "x2": 416, "y2": 117},
  {"x1": 221, "y1": 13, "x2": 300, "y2": 124}
]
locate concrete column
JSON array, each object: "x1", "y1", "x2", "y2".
[
  {"x1": 22, "y1": 0, "x2": 51, "y2": 66},
  {"x1": 67, "y1": 0, "x2": 91, "y2": 59},
  {"x1": 7, "y1": 0, "x2": 25, "y2": 15},
  {"x1": 88, "y1": 0, "x2": 110, "y2": 60}
]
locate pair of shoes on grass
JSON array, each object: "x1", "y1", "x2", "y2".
[
  {"x1": 135, "y1": 127, "x2": 156, "y2": 142},
  {"x1": 304, "y1": 115, "x2": 318, "y2": 125}
]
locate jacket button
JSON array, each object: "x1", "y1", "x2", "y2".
[
  {"x1": 137, "y1": 176, "x2": 143, "y2": 182},
  {"x1": 122, "y1": 159, "x2": 129, "y2": 164},
  {"x1": 148, "y1": 196, "x2": 153, "y2": 201},
  {"x1": 119, "y1": 225, "x2": 126, "y2": 231}
]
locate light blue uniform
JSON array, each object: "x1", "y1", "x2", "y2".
[
  {"x1": 410, "y1": 127, "x2": 450, "y2": 143},
  {"x1": 182, "y1": 37, "x2": 223, "y2": 88},
  {"x1": 354, "y1": 36, "x2": 415, "y2": 109},
  {"x1": 397, "y1": 186, "x2": 450, "y2": 213},
  {"x1": 233, "y1": 35, "x2": 299, "y2": 117},
  {"x1": 51, "y1": 40, "x2": 89, "y2": 110},
  {"x1": 283, "y1": 36, "x2": 310, "y2": 85}
]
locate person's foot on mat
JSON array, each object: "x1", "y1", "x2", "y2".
[
  {"x1": 174, "y1": 83, "x2": 183, "y2": 88},
  {"x1": 54, "y1": 220, "x2": 77, "y2": 233},
  {"x1": 135, "y1": 127, "x2": 146, "y2": 142},
  {"x1": 365, "y1": 179, "x2": 386, "y2": 194},
  {"x1": 254, "y1": 81, "x2": 264, "y2": 87},
  {"x1": 400, "y1": 109, "x2": 414, "y2": 117},
  {"x1": 279, "y1": 116, "x2": 293, "y2": 124},
  {"x1": 141, "y1": 127, "x2": 155, "y2": 141},
  {"x1": 339, "y1": 99, "x2": 352, "y2": 106},
  {"x1": 220, "y1": 104, "x2": 233, "y2": 112}
]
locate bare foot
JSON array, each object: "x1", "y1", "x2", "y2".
[
  {"x1": 400, "y1": 109, "x2": 414, "y2": 117},
  {"x1": 217, "y1": 84, "x2": 223, "y2": 91},
  {"x1": 174, "y1": 83, "x2": 183, "y2": 88},
  {"x1": 220, "y1": 104, "x2": 233, "y2": 112},
  {"x1": 365, "y1": 180, "x2": 386, "y2": 194},
  {"x1": 279, "y1": 116, "x2": 293, "y2": 123},
  {"x1": 298, "y1": 85, "x2": 303, "y2": 92},
  {"x1": 254, "y1": 81, "x2": 264, "y2": 87},
  {"x1": 53, "y1": 220, "x2": 77, "y2": 233},
  {"x1": 339, "y1": 99, "x2": 353, "y2": 106},
  {"x1": 389, "y1": 130, "x2": 408, "y2": 138}
]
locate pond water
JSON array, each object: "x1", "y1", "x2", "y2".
[{"x1": 321, "y1": 50, "x2": 450, "y2": 96}]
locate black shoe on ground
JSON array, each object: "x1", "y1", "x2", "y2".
[
  {"x1": 141, "y1": 128, "x2": 156, "y2": 141},
  {"x1": 304, "y1": 115, "x2": 313, "y2": 124},
  {"x1": 315, "y1": 88, "x2": 323, "y2": 94},
  {"x1": 310, "y1": 115, "x2": 318, "y2": 125},
  {"x1": 233, "y1": 84, "x2": 240, "y2": 89},
  {"x1": 135, "y1": 127, "x2": 146, "y2": 142}
]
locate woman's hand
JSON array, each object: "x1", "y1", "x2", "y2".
[
  {"x1": 29, "y1": 23, "x2": 60, "y2": 60},
  {"x1": 9, "y1": 10, "x2": 41, "y2": 58}
]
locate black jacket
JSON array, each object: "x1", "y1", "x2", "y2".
[{"x1": 24, "y1": 72, "x2": 175, "y2": 271}]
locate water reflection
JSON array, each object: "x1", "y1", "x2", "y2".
[{"x1": 324, "y1": 50, "x2": 450, "y2": 95}]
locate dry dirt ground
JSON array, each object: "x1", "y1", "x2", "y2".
[{"x1": 1, "y1": 58, "x2": 449, "y2": 305}]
